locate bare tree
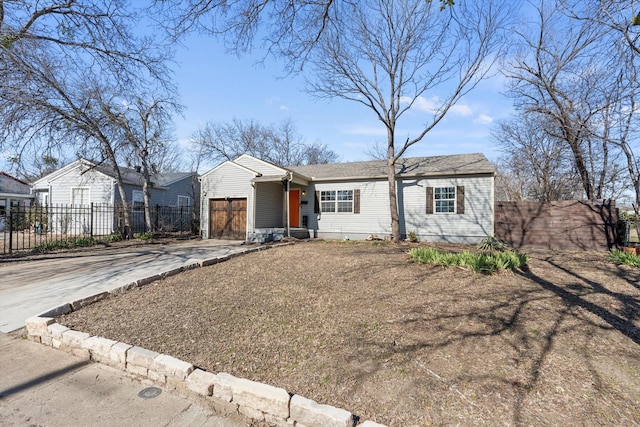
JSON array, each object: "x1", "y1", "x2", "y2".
[
  {"x1": 504, "y1": 0, "x2": 614, "y2": 200},
  {"x1": 0, "y1": 1, "x2": 173, "y2": 235},
  {"x1": 154, "y1": 0, "x2": 455, "y2": 70},
  {"x1": 190, "y1": 118, "x2": 338, "y2": 167},
  {"x1": 505, "y1": 0, "x2": 640, "y2": 240},
  {"x1": 102, "y1": 95, "x2": 183, "y2": 232},
  {"x1": 589, "y1": 28, "x2": 640, "y2": 239},
  {"x1": 492, "y1": 113, "x2": 583, "y2": 201},
  {"x1": 563, "y1": 0, "x2": 640, "y2": 55},
  {"x1": 305, "y1": 0, "x2": 509, "y2": 241}
]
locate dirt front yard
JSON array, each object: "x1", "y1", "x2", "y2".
[{"x1": 58, "y1": 241, "x2": 640, "y2": 426}]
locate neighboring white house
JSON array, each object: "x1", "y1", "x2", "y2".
[
  {"x1": 31, "y1": 159, "x2": 198, "y2": 234},
  {"x1": 0, "y1": 172, "x2": 34, "y2": 231},
  {"x1": 200, "y1": 153, "x2": 495, "y2": 243}
]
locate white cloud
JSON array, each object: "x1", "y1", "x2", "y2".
[
  {"x1": 450, "y1": 104, "x2": 473, "y2": 117},
  {"x1": 279, "y1": 105, "x2": 289, "y2": 111},
  {"x1": 474, "y1": 113, "x2": 494, "y2": 125}
]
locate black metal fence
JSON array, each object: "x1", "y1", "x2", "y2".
[{"x1": 1, "y1": 203, "x2": 197, "y2": 255}]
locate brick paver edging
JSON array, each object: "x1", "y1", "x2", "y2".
[{"x1": 23, "y1": 242, "x2": 387, "y2": 427}]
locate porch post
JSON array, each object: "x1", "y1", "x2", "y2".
[{"x1": 286, "y1": 176, "x2": 291, "y2": 238}]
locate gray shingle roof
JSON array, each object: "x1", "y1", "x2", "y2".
[
  {"x1": 288, "y1": 153, "x2": 495, "y2": 181},
  {"x1": 92, "y1": 163, "x2": 193, "y2": 187}
]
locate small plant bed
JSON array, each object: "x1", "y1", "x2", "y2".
[
  {"x1": 32, "y1": 234, "x2": 122, "y2": 253},
  {"x1": 409, "y1": 246, "x2": 528, "y2": 273},
  {"x1": 610, "y1": 249, "x2": 640, "y2": 268}
]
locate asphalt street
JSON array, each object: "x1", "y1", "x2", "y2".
[{"x1": 0, "y1": 239, "x2": 245, "y2": 332}]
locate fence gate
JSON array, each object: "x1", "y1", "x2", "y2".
[{"x1": 209, "y1": 198, "x2": 247, "y2": 240}]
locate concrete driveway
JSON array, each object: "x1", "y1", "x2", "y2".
[{"x1": 0, "y1": 239, "x2": 246, "y2": 333}]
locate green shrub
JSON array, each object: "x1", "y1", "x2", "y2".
[
  {"x1": 609, "y1": 250, "x2": 640, "y2": 268},
  {"x1": 135, "y1": 232, "x2": 154, "y2": 240},
  {"x1": 103, "y1": 233, "x2": 123, "y2": 242},
  {"x1": 409, "y1": 247, "x2": 528, "y2": 273},
  {"x1": 407, "y1": 231, "x2": 419, "y2": 243}
]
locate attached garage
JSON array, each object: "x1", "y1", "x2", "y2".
[{"x1": 209, "y1": 198, "x2": 247, "y2": 239}]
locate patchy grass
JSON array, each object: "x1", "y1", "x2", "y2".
[{"x1": 58, "y1": 241, "x2": 640, "y2": 426}]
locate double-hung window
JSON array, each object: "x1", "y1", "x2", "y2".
[
  {"x1": 132, "y1": 190, "x2": 144, "y2": 211},
  {"x1": 320, "y1": 190, "x2": 354, "y2": 213},
  {"x1": 426, "y1": 186, "x2": 465, "y2": 214},
  {"x1": 434, "y1": 187, "x2": 456, "y2": 213},
  {"x1": 71, "y1": 187, "x2": 89, "y2": 206}
]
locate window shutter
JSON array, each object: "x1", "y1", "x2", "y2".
[
  {"x1": 353, "y1": 189, "x2": 360, "y2": 214},
  {"x1": 426, "y1": 187, "x2": 433, "y2": 214},
  {"x1": 314, "y1": 190, "x2": 320, "y2": 214},
  {"x1": 456, "y1": 185, "x2": 465, "y2": 214}
]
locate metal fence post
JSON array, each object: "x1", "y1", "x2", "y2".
[
  {"x1": 90, "y1": 203, "x2": 94, "y2": 238},
  {"x1": 8, "y1": 208, "x2": 13, "y2": 255}
]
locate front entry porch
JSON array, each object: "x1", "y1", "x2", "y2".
[{"x1": 247, "y1": 227, "x2": 310, "y2": 243}]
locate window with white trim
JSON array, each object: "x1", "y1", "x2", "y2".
[
  {"x1": 132, "y1": 190, "x2": 144, "y2": 211},
  {"x1": 177, "y1": 195, "x2": 191, "y2": 207},
  {"x1": 71, "y1": 187, "x2": 89, "y2": 206},
  {"x1": 315, "y1": 189, "x2": 361, "y2": 214},
  {"x1": 434, "y1": 186, "x2": 456, "y2": 213},
  {"x1": 320, "y1": 190, "x2": 353, "y2": 213}
]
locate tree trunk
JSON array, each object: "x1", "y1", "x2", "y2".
[
  {"x1": 387, "y1": 141, "x2": 400, "y2": 243},
  {"x1": 142, "y1": 173, "x2": 153, "y2": 233},
  {"x1": 101, "y1": 136, "x2": 132, "y2": 238}
]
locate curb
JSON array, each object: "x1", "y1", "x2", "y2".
[{"x1": 24, "y1": 242, "x2": 388, "y2": 427}]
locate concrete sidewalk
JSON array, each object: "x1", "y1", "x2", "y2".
[{"x1": 0, "y1": 332, "x2": 249, "y2": 426}]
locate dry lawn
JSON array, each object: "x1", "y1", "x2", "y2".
[{"x1": 58, "y1": 240, "x2": 640, "y2": 426}]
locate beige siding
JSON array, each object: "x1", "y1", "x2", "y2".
[
  {"x1": 305, "y1": 175, "x2": 494, "y2": 243},
  {"x1": 200, "y1": 163, "x2": 256, "y2": 239},
  {"x1": 254, "y1": 182, "x2": 284, "y2": 228},
  {"x1": 404, "y1": 175, "x2": 494, "y2": 243},
  {"x1": 303, "y1": 180, "x2": 391, "y2": 239}
]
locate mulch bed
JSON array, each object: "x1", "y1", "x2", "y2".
[{"x1": 58, "y1": 240, "x2": 640, "y2": 426}]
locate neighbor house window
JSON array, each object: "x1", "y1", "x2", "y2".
[
  {"x1": 434, "y1": 187, "x2": 456, "y2": 213},
  {"x1": 71, "y1": 187, "x2": 89, "y2": 206},
  {"x1": 320, "y1": 190, "x2": 353, "y2": 213},
  {"x1": 177, "y1": 195, "x2": 191, "y2": 207},
  {"x1": 132, "y1": 190, "x2": 144, "y2": 211}
]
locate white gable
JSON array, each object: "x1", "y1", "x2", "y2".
[{"x1": 234, "y1": 154, "x2": 287, "y2": 176}]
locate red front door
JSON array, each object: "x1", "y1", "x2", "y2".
[{"x1": 289, "y1": 190, "x2": 300, "y2": 227}]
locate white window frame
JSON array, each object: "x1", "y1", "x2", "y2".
[
  {"x1": 71, "y1": 187, "x2": 90, "y2": 206},
  {"x1": 320, "y1": 190, "x2": 353, "y2": 213},
  {"x1": 132, "y1": 190, "x2": 144, "y2": 211},
  {"x1": 434, "y1": 186, "x2": 456, "y2": 214},
  {"x1": 177, "y1": 195, "x2": 191, "y2": 207}
]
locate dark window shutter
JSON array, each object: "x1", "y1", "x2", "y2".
[
  {"x1": 426, "y1": 187, "x2": 433, "y2": 214},
  {"x1": 314, "y1": 190, "x2": 320, "y2": 214},
  {"x1": 456, "y1": 185, "x2": 465, "y2": 214},
  {"x1": 353, "y1": 189, "x2": 360, "y2": 214}
]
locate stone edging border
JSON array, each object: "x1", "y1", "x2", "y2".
[{"x1": 23, "y1": 242, "x2": 387, "y2": 427}]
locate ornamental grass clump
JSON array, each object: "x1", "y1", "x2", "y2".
[
  {"x1": 609, "y1": 249, "x2": 640, "y2": 268},
  {"x1": 409, "y1": 247, "x2": 528, "y2": 273}
]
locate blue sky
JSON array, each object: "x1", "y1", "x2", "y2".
[{"x1": 172, "y1": 33, "x2": 515, "y2": 171}]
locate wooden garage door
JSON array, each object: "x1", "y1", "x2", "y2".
[{"x1": 209, "y1": 198, "x2": 247, "y2": 240}]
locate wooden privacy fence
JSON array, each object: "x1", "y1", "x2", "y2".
[{"x1": 495, "y1": 200, "x2": 618, "y2": 251}]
